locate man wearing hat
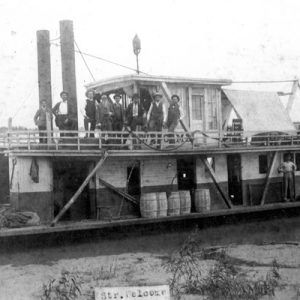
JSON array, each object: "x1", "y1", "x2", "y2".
[
  {"x1": 52, "y1": 91, "x2": 75, "y2": 136},
  {"x1": 278, "y1": 154, "x2": 296, "y2": 202},
  {"x1": 95, "y1": 94, "x2": 114, "y2": 131},
  {"x1": 83, "y1": 90, "x2": 96, "y2": 138},
  {"x1": 125, "y1": 93, "x2": 145, "y2": 131},
  {"x1": 112, "y1": 94, "x2": 125, "y2": 132},
  {"x1": 167, "y1": 94, "x2": 182, "y2": 143},
  {"x1": 147, "y1": 92, "x2": 167, "y2": 132},
  {"x1": 34, "y1": 99, "x2": 52, "y2": 143}
]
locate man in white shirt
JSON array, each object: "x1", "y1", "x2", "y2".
[
  {"x1": 52, "y1": 91, "x2": 74, "y2": 136},
  {"x1": 278, "y1": 154, "x2": 296, "y2": 201}
]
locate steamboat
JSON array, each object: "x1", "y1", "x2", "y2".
[{"x1": 1, "y1": 20, "x2": 300, "y2": 238}]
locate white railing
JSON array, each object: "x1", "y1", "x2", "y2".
[{"x1": 2, "y1": 129, "x2": 300, "y2": 151}]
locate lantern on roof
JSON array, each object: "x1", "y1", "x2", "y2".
[{"x1": 132, "y1": 34, "x2": 141, "y2": 74}]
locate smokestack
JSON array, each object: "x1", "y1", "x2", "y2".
[
  {"x1": 59, "y1": 20, "x2": 78, "y2": 129},
  {"x1": 36, "y1": 30, "x2": 52, "y2": 129}
]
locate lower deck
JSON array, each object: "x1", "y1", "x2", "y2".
[{"x1": 1, "y1": 201, "x2": 300, "y2": 238}]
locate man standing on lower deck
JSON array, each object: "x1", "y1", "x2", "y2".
[{"x1": 278, "y1": 154, "x2": 296, "y2": 202}]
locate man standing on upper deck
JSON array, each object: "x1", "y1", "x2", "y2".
[
  {"x1": 95, "y1": 94, "x2": 114, "y2": 131},
  {"x1": 83, "y1": 90, "x2": 96, "y2": 138},
  {"x1": 125, "y1": 93, "x2": 145, "y2": 131},
  {"x1": 167, "y1": 94, "x2": 182, "y2": 144},
  {"x1": 34, "y1": 99, "x2": 52, "y2": 143},
  {"x1": 278, "y1": 154, "x2": 296, "y2": 202},
  {"x1": 147, "y1": 92, "x2": 167, "y2": 132},
  {"x1": 112, "y1": 94, "x2": 125, "y2": 131},
  {"x1": 52, "y1": 91, "x2": 75, "y2": 137}
]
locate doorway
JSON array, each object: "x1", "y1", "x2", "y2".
[
  {"x1": 227, "y1": 154, "x2": 243, "y2": 205},
  {"x1": 127, "y1": 163, "x2": 141, "y2": 198},
  {"x1": 177, "y1": 158, "x2": 196, "y2": 190},
  {"x1": 53, "y1": 160, "x2": 90, "y2": 220}
]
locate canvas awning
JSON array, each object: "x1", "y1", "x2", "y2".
[{"x1": 223, "y1": 89, "x2": 296, "y2": 136}]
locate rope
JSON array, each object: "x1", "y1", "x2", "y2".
[
  {"x1": 50, "y1": 42, "x2": 150, "y2": 75},
  {"x1": 74, "y1": 40, "x2": 96, "y2": 81},
  {"x1": 124, "y1": 126, "x2": 189, "y2": 152},
  {"x1": 12, "y1": 85, "x2": 35, "y2": 119}
]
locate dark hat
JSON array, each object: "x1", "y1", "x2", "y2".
[
  {"x1": 132, "y1": 93, "x2": 140, "y2": 99},
  {"x1": 153, "y1": 92, "x2": 163, "y2": 98},
  {"x1": 113, "y1": 94, "x2": 121, "y2": 99},
  {"x1": 171, "y1": 94, "x2": 180, "y2": 101},
  {"x1": 85, "y1": 90, "x2": 95, "y2": 97},
  {"x1": 60, "y1": 91, "x2": 68, "y2": 97},
  {"x1": 93, "y1": 93, "x2": 101, "y2": 102}
]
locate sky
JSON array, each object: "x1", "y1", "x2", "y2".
[{"x1": 1, "y1": 0, "x2": 300, "y2": 128}]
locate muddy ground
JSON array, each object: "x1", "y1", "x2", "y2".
[{"x1": 0, "y1": 215, "x2": 300, "y2": 300}]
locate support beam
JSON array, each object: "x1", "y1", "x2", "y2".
[
  {"x1": 260, "y1": 151, "x2": 278, "y2": 205},
  {"x1": 98, "y1": 178, "x2": 138, "y2": 205},
  {"x1": 286, "y1": 77, "x2": 299, "y2": 114},
  {"x1": 200, "y1": 156, "x2": 233, "y2": 209},
  {"x1": 37, "y1": 30, "x2": 53, "y2": 143},
  {"x1": 60, "y1": 20, "x2": 78, "y2": 129},
  {"x1": 51, "y1": 152, "x2": 108, "y2": 226},
  {"x1": 160, "y1": 81, "x2": 194, "y2": 143}
]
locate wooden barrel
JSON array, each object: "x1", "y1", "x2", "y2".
[
  {"x1": 167, "y1": 191, "x2": 180, "y2": 216},
  {"x1": 179, "y1": 190, "x2": 191, "y2": 215},
  {"x1": 140, "y1": 193, "x2": 158, "y2": 218},
  {"x1": 157, "y1": 192, "x2": 168, "y2": 217},
  {"x1": 195, "y1": 189, "x2": 211, "y2": 212}
]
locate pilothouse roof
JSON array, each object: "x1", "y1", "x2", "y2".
[{"x1": 85, "y1": 74, "x2": 232, "y2": 92}]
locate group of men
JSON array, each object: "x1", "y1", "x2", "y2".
[
  {"x1": 83, "y1": 91, "x2": 182, "y2": 137},
  {"x1": 34, "y1": 90, "x2": 182, "y2": 142}
]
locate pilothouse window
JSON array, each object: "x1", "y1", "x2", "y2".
[{"x1": 191, "y1": 95, "x2": 204, "y2": 120}]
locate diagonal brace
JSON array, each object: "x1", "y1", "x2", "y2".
[
  {"x1": 201, "y1": 156, "x2": 233, "y2": 209},
  {"x1": 51, "y1": 151, "x2": 109, "y2": 226},
  {"x1": 260, "y1": 151, "x2": 278, "y2": 206}
]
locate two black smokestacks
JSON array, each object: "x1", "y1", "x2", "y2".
[{"x1": 36, "y1": 20, "x2": 78, "y2": 130}]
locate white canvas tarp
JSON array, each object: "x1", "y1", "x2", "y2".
[{"x1": 223, "y1": 89, "x2": 296, "y2": 135}]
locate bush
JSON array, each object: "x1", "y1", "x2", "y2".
[
  {"x1": 164, "y1": 229, "x2": 282, "y2": 300},
  {"x1": 41, "y1": 270, "x2": 82, "y2": 300}
]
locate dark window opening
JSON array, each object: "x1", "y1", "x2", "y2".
[
  {"x1": 296, "y1": 153, "x2": 300, "y2": 170},
  {"x1": 259, "y1": 155, "x2": 268, "y2": 174}
]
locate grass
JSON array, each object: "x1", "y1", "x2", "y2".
[
  {"x1": 41, "y1": 270, "x2": 82, "y2": 300},
  {"x1": 40, "y1": 260, "x2": 118, "y2": 300},
  {"x1": 164, "y1": 227, "x2": 283, "y2": 300}
]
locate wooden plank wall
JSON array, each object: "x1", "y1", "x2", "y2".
[{"x1": 140, "y1": 158, "x2": 177, "y2": 193}]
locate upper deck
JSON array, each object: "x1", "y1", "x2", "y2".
[{"x1": 2, "y1": 129, "x2": 300, "y2": 157}]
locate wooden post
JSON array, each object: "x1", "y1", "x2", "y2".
[
  {"x1": 50, "y1": 152, "x2": 108, "y2": 226},
  {"x1": 260, "y1": 151, "x2": 278, "y2": 206},
  {"x1": 7, "y1": 117, "x2": 12, "y2": 149},
  {"x1": 37, "y1": 30, "x2": 53, "y2": 143},
  {"x1": 60, "y1": 20, "x2": 78, "y2": 130},
  {"x1": 286, "y1": 77, "x2": 299, "y2": 114},
  {"x1": 201, "y1": 156, "x2": 233, "y2": 209}
]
